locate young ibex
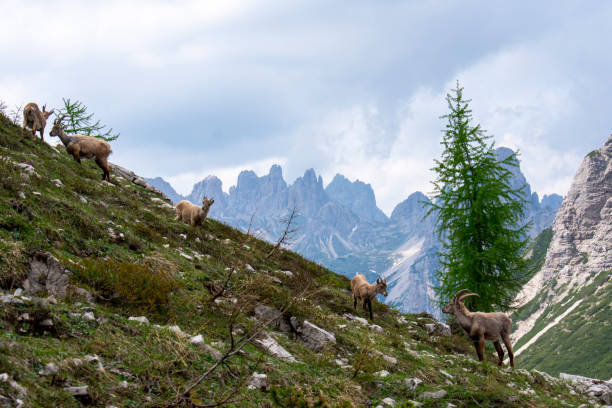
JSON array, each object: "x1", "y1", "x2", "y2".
[
  {"x1": 175, "y1": 197, "x2": 215, "y2": 227},
  {"x1": 442, "y1": 289, "x2": 514, "y2": 368},
  {"x1": 49, "y1": 116, "x2": 113, "y2": 181},
  {"x1": 22, "y1": 102, "x2": 54, "y2": 142},
  {"x1": 351, "y1": 274, "x2": 387, "y2": 320}
]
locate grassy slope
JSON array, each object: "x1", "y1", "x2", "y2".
[
  {"x1": 0, "y1": 114, "x2": 590, "y2": 407},
  {"x1": 512, "y1": 223, "x2": 612, "y2": 379},
  {"x1": 514, "y1": 269, "x2": 612, "y2": 379}
]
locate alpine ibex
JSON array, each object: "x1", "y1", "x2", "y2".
[
  {"x1": 351, "y1": 274, "x2": 387, "y2": 320},
  {"x1": 442, "y1": 289, "x2": 514, "y2": 368},
  {"x1": 175, "y1": 197, "x2": 215, "y2": 227},
  {"x1": 49, "y1": 116, "x2": 113, "y2": 181},
  {"x1": 22, "y1": 102, "x2": 54, "y2": 142}
]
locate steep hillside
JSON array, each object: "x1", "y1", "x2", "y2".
[
  {"x1": 512, "y1": 135, "x2": 612, "y2": 379},
  {"x1": 149, "y1": 149, "x2": 561, "y2": 317},
  {"x1": 0, "y1": 114, "x2": 594, "y2": 407}
]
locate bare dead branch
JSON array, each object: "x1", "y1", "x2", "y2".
[{"x1": 266, "y1": 197, "x2": 299, "y2": 258}]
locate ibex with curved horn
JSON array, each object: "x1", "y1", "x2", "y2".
[
  {"x1": 442, "y1": 289, "x2": 514, "y2": 367},
  {"x1": 50, "y1": 115, "x2": 113, "y2": 181}
]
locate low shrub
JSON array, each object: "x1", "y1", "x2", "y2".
[{"x1": 72, "y1": 258, "x2": 181, "y2": 312}]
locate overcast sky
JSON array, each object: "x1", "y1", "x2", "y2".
[{"x1": 2, "y1": 1, "x2": 611, "y2": 214}]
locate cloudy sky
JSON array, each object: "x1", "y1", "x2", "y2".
[{"x1": 2, "y1": 1, "x2": 611, "y2": 214}]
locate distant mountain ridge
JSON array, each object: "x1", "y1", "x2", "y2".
[{"x1": 147, "y1": 147, "x2": 562, "y2": 316}]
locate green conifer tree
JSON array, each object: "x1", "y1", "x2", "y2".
[
  {"x1": 426, "y1": 82, "x2": 530, "y2": 312},
  {"x1": 56, "y1": 98, "x2": 119, "y2": 142}
]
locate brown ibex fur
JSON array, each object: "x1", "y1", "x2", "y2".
[
  {"x1": 49, "y1": 116, "x2": 112, "y2": 181},
  {"x1": 442, "y1": 289, "x2": 514, "y2": 368},
  {"x1": 22, "y1": 102, "x2": 54, "y2": 142},
  {"x1": 350, "y1": 274, "x2": 387, "y2": 320},
  {"x1": 175, "y1": 197, "x2": 215, "y2": 227}
]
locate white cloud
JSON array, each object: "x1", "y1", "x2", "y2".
[{"x1": 2, "y1": 1, "x2": 610, "y2": 216}]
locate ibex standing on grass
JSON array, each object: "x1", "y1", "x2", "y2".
[
  {"x1": 442, "y1": 289, "x2": 514, "y2": 368},
  {"x1": 22, "y1": 102, "x2": 54, "y2": 142},
  {"x1": 49, "y1": 116, "x2": 113, "y2": 181},
  {"x1": 351, "y1": 274, "x2": 387, "y2": 320},
  {"x1": 175, "y1": 197, "x2": 215, "y2": 227}
]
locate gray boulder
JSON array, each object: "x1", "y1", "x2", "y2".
[
  {"x1": 291, "y1": 318, "x2": 336, "y2": 352},
  {"x1": 23, "y1": 252, "x2": 70, "y2": 298},
  {"x1": 254, "y1": 304, "x2": 291, "y2": 332}
]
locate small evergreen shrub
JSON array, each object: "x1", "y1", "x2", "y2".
[{"x1": 72, "y1": 258, "x2": 180, "y2": 312}]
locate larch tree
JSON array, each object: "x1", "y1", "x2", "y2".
[{"x1": 426, "y1": 82, "x2": 530, "y2": 312}]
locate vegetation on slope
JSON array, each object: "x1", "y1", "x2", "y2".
[
  {"x1": 514, "y1": 269, "x2": 612, "y2": 379},
  {"x1": 0, "y1": 114, "x2": 592, "y2": 407}
]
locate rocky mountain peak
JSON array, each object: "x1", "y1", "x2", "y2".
[
  {"x1": 390, "y1": 192, "x2": 430, "y2": 223},
  {"x1": 514, "y1": 134, "x2": 612, "y2": 344},
  {"x1": 325, "y1": 174, "x2": 388, "y2": 223}
]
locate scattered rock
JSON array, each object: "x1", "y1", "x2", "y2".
[
  {"x1": 167, "y1": 325, "x2": 187, "y2": 337},
  {"x1": 0, "y1": 373, "x2": 8, "y2": 382},
  {"x1": 254, "y1": 333, "x2": 296, "y2": 362},
  {"x1": 405, "y1": 377, "x2": 423, "y2": 391},
  {"x1": 420, "y1": 390, "x2": 447, "y2": 399},
  {"x1": 373, "y1": 350, "x2": 397, "y2": 365},
  {"x1": 18, "y1": 191, "x2": 26, "y2": 199},
  {"x1": 15, "y1": 162, "x2": 39, "y2": 178},
  {"x1": 333, "y1": 358, "x2": 352, "y2": 369},
  {"x1": 39, "y1": 362, "x2": 59, "y2": 376},
  {"x1": 265, "y1": 274, "x2": 282, "y2": 284},
  {"x1": 376, "y1": 370, "x2": 390, "y2": 378},
  {"x1": 407, "y1": 401, "x2": 423, "y2": 407},
  {"x1": 40, "y1": 318, "x2": 54, "y2": 327},
  {"x1": 292, "y1": 319, "x2": 336, "y2": 352},
  {"x1": 381, "y1": 397, "x2": 396, "y2": 407},
  {"x1": 128, "y1": 316, "x2": 149, "y2": 324},
  {"x1": 82, "y1": 312, "x2": 95, "y2": 321},
  {"x1": 108, "y1": 163, "x2": 169, "y2": 197},
  {"x1": 245, "y1": 264, "x2": 255, "y2": 272},
  {"x1": 343, "y1": 313, "x2": 368, "y2": 325},
  {"x1": 178, "y1": 251, "x2": 193, "y2": 260},
  {"x1": 52, "y1": 178, "x2": 64, "y2": 188},
  {"x1": 439, "y1": 369, "x2": 453, "y2": 380},
  {"x1": 9, "y1": 380, "x2": 27, "y2": 398},
  {"x1": 190, "y1": 334, "x2": 204, "y2": 345},
  {"x1": 370, "y1": 324, "x2": 383, "y2": 333},
  {"x1": 247, "y1": 372, "x2": 268, "y2": 390},
  {"x1": 23, "y1": 252, "x2": 69, "y2": 298},
  {"x1": 254, "y1": 304, "x2": 291, "y2": 332},
  {"x1": 279, "y1": 270, "x2": 294, "y2": 277},
  {"x1": 79, "y1": 195, "x2": 87, "y2": 204},
  {"x1": 424, "y1": 322, "x2": 451, "y2": 337},
  {"x1": 560, "y1": 372, "x2": 612, "y2": 404},
  {"x1": 64, "y1": 385, "x2": 89, "y2": 396}
]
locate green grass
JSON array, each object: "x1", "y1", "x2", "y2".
[
  {"x1": 515, "y1": 270, "x2": 612, "y2": 378},
  {"x1": 0, "y1": 113, "x2": 593, "y2": 407}
]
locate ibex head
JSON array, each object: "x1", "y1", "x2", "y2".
[
  {"x1": 41, "y1": 104, "x2": 54, "y2": 119},
  {"x1": 375, "y1": 277, "x2": 388, "y2": 297},
  {"x1": 49, "y1": 115, "x2": 66, "y2": 137},
  {"x1": 442, "y1": 289, "x2": 479, "y2": 314},
  {"x1": 202, "y1": 196, "x2": 215, "y2": 210}
]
